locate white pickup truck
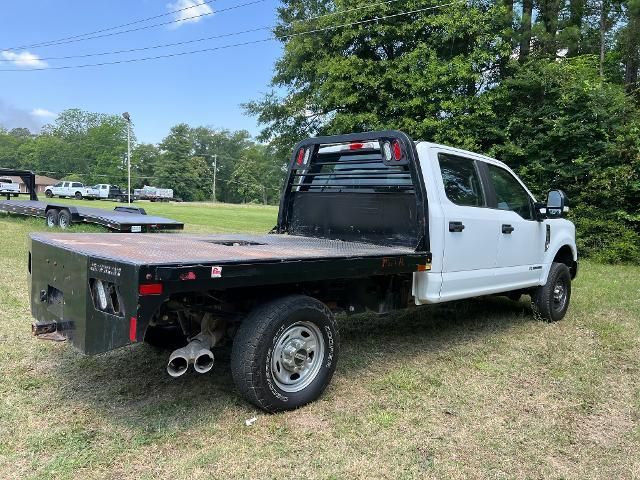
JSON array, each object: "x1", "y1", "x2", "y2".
[
  {"x1": 44, "y1": 181, "x2": 98, "y2": 200},
  {"x1": 0, "y1": 177, "x2": 20, "y2": 197},
  {"x1": 29, "y1": 131, "x2": 577, "y2": 412}
]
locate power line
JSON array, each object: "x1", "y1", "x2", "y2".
[
  {"x1": 0, "y1": 0, "x2": 411, "y2": 63},
  {"x1": 1, "y1": 0, "x2": 218, "y2": 52},
  {"x1": 0, "y1": 2, "x2": 466, "y2": 72},
  {"x1": 1, "y1": 10, "x2": 219, "y2": 51}
]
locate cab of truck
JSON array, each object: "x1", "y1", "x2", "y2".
[{"x1": 412, "y1": 142, "x2": 576, "y2": 319}]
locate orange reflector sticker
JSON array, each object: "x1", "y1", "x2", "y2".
[{"x1": 417, "y1": 264, "x2": 431, "y2": 271}]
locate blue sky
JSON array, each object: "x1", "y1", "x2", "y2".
[{"x1": 0, "y1": 0, "x2": 283, "y2": 143}]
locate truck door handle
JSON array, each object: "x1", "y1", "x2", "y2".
[
  {"x1": 502, "y1": 224, "x2": 515, "y2": 234},
  {"x1": 449, "y1": 221, "x2": 465, "y2": 233}
]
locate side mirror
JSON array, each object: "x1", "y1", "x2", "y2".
[{"x1": 544, "y1": 189, "x2": 568, "y2": 219}]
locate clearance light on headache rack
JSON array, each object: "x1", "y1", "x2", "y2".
[
  {"x1": 381, "y1": 139, "x2": 405, "y2": 163},
  {"x1": 344, "y1": 141, "x2": 376, "y2": 151},
  {"x1": 295, "y1": 147, "x2": 312, "y2": 166}
]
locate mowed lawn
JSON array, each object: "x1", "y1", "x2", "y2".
[{"x1": 0, "y1": 202, "x2": 639, "y2": 479}]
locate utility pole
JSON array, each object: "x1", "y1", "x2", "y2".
[
  {"x1": 213, "y1": 154, "x2": 217, "y2": 202},
  {"x1": 122, "y1": 112, "x2": 132, "y2": 204}
]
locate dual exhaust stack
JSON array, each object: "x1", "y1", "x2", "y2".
[
  {"x1": 167, "y1": 333, "x2": 215, "y2": 377},
  {"x1": 166, "y1": 313, "x2": 226, "y2": 378}
]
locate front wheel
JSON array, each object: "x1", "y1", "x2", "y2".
[
  {"x1": 45, "y1": 190, "x2": 53, "y2": 198},
  {"x1": 231, "y1": 295, "x2": 339, "y2": 412},
  {"x1": 532, "y1": 262, "x2": 572, "y2": 322},
  {"x1": 74, "y1": 191, "x2": 83, "y2": 200}
]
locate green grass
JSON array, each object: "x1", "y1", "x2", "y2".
[{"x1": 0, "y1": 205, "x2": 639, "y2": 479}]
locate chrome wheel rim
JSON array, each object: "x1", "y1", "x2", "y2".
[
  {"x1": 46, "y1": 215, "x2": 55, "y2": 227},
  {"x1": 271, "y1": 321, "x2": 324, "y2": 393},
  {"x1": 59, "y1": 216, "x2": 69, "y2": 228},
  {"x1": 552, "y1": 278, "x2": 568, "y2": 311}
]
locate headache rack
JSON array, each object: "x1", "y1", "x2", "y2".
[{"x1": 276, "y1": 130, "x2": 429, "y2": 251}]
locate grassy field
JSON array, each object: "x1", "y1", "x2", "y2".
[{"x1": 0, "y1": 203, "x2": 639, "y2": 479}]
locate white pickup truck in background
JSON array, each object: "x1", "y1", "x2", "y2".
[
  {"x1": 44, "y1": 181, "x2": 98, "y2": 199},
  {"x1": 0, "y1": 177, "x2": 20, "y2": 197}
]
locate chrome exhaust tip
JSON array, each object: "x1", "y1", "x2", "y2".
[
  {"x1": 193, "y1": 349, "x2": 214, "y2": 374},
  {"x1": 167, "y1": 350, "x2": 190, "y2": 378}
]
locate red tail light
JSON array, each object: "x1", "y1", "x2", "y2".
[
  {"x1": 139, "y1": 283, "x2": 163, "y2": 295},
  {"x1": 296, "y1": 148, "x2": 305, "y2": 165},
  {"x1": 392, "y1": 140, "x2": 402, "y2": 161},
  {"x1": 349, "y1": 142, "x2": 364, "y2": 150}
]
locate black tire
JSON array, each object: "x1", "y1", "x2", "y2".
[
  {"x1": 74, "y1": 191, "x2": 83, "y2": 200},
  {"x1": 532, "y1": 262, "x2": 572, "y2": 322},
  {"x1": 45, "y1": 190, "x2": 53, "y2": 198},
  {"x1": 231, "y1": 295, "x2": 339, "y2": 412},
  {"x1": 58, "y1": 210, "x2": 72, "y2": 229},
  {"x1": 45, "y1": 209, "x2": 59, "y2": 228}
]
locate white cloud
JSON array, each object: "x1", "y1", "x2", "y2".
[
  {"x1": 166, "y1": 0, "x2": 213, "y2": 28},
  {"x1": 0, "y1": 100, "x2": 51, "y2": 132},
  {"x1": 0, "y1": 50, "x2": 48, "y2": 68},
  {"x1": 31, "y1": 108, "x2": 57, "y2": 118}
]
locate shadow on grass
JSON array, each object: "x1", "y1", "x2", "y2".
[{"x1": 50, "y1": 295, "x2": 535, "y2": 432}]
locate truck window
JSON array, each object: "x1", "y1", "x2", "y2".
[
  {"x1": 486, "y1": 164, "x2": 533, "y2": 220},
  {"x1": 54, "y1": 182, "x2": 63, "y2": 187},
  {"x1": 438, "y1": 153, "x2": 485, "y2": 207},
  {"x1": 72, "y1": 182, "x2": 83, "y2": 188}
]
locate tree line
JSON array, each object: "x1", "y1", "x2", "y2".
[
  {"x1": 246, "y1": 0, "x2": 640, "y2": 263},
  {"x1": 0, "y1": 109, "x2": 285, "y2": 205}
]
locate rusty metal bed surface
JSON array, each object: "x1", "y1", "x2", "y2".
[{"x1": 30, "y1": 233, "x2": 418, "y2": 265}]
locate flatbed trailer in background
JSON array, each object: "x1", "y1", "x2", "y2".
[
  {"x1": 0, "y1": 199, "x2": 184, "y2": 232},
  {"x1": 0, "y1": 168, "x2": 183, "y2": 232}
]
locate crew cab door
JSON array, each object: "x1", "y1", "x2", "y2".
[
  {"x1": 480, "y1": 162, "x2": 545, "y2": 288},
  {"x1": 436, "y1": 152, "x2": 502, "y2": 300}
]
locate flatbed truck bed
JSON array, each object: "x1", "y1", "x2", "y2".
[
  {"x1": 31, "y1": 232, "x2": 428, "y2": 288},
  {"x1": 1, "y1": 199, "x2": 183, "y2": 232}
]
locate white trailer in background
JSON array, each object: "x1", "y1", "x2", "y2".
[{"x1": 134, "y1": 185, "x2": 174, "y2": 202}]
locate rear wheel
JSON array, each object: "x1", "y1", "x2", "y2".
[
  {"x1": 45, "y1": 209, "x2": 59, "y2": 228},
  {"x1": 231, "y1": 295, "x2": 339, "y2": 412},
  {"x1": 58, "y1": 210, "x2": 72, "y2": 229},
  {"x1": 532, "y1": 262, "x2": 572, "y2": 321}
]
